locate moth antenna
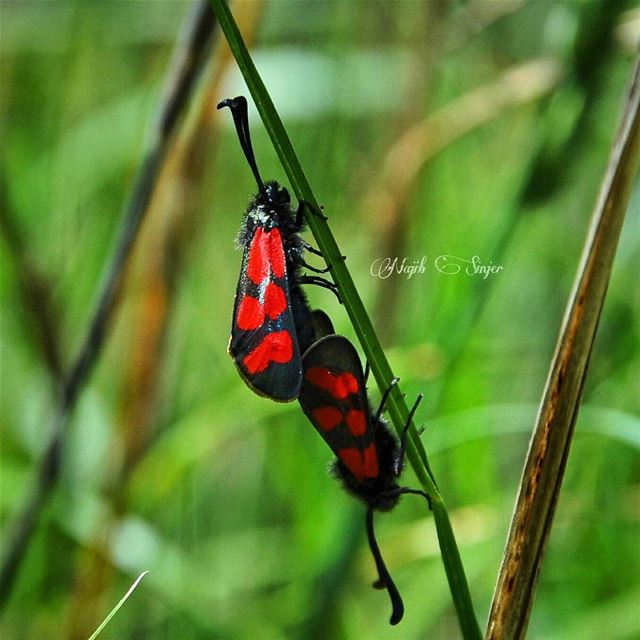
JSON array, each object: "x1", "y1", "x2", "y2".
[
  {"x1": 365, "y1": 507, "x2": 404, "y2": 625},
  {"x1": 217, "y1": 96, "x2": 264, "y2": 188},
  {"x1": 399, "y1": 393, "x2": 424, "y2": 467},
  {"x1": 374, "y1": 377, "x2": 400, "y2": 421}
]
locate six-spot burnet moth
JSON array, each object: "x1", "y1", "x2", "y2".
[
  {"x1": 218, "y1": 96, "x2": 337, "y2": 402},
  {"x1": 298, "y1": 333, "x2": 430, "y2": 625}
]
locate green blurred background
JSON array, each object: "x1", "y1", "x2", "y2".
[{"x1": 1, "y1": 1, "x2": 639, "y2": 638}]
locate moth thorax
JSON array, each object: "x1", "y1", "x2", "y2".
[{"x1": 248, "y1": 208, "x2": 272, "y2": 226}]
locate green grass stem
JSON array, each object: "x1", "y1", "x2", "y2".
[{"x1": 87, "y1": 572, "x2": 149, "y2": 640}]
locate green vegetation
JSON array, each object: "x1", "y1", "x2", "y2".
[{"x1": 1, "y1": 1, "x2": 638, "y2": 638}]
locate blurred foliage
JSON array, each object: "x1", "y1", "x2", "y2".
[{"x1": 1, "y1": 1, "x2": 639, "y2": 638}]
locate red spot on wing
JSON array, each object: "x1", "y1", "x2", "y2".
[
  {"x1": 237, "y1": 281, "x2": 287, "y2": 333},
  {"x1": 247, "y1": 228, "x2": 286, "y2": 285},
  {"x1": 247, "y1": 228, "x2": 268, "y2": 284},
  {"x1": 305, "y1": 367, "x2": 359, "y2": 399},
  {"x1": 267, "y1": 228, "x2": 285, "y2": 278},
  {"x1": 346, "y1": 409, "x2": 366, "y2": 436},
  {"x1": 263, "y1": 282, "x2": 287, "y2": 319},
  {"x1": 338, "y1": 449, "x2": 361, "y2": 479},
  {"x1": 242, "y1": 331, "x2": 294, "y2": 374},
  {"x1": 338, "y1": 444, "x2": 379, "y2": 482},
  {"x1": 312, "y1": 406, "x2": 343, "y2": 431},
  {"x1": 362, "y1": 444, "x2": 379, "y2": 478},
  {"x1": 236, "y1": 296, "x2": 264, "y2": 330}
]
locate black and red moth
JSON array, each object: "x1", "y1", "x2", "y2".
[
  {"x1": 298, "y1": 333, "x2": 428, "y2": 625},
  {"x1": 218, "y1": 96, "x2": 332, "y2": 402}
]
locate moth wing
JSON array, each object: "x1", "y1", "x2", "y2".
[
  {"x1": 300, "y1": 336, "x2": 379, "y2": 481},
  {"x1": 229, "y1": 226, "x2": 302, "y2": 401}
]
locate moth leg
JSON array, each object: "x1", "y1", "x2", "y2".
[
  {"x1": 374, "y1": 377, "x2": 400, "y2": 420},
  {"x1": 398, "y1": 393, "x2": 424, "y2": 469},
  {"x1": 299, "y1": 275, "x2": 342, "y2": 304},
  {"x1": 301, "y1": 241, "x2": 324, "y2": 257},
  {"x1": 398, "y1": 487, "x2": 433, "y2": 511},
  {"x1": 299, "y1": 257, "x2": 331, "y2": 274},
  {"x1": 296, "y1": 199, "x2": 328, "y2": 226},
  {"x1": 301, "y1": 241, "x2": 347, "y2": 274}
]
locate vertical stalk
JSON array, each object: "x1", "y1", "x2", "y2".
[{"x1": 486, "y1": 55, "x2": 640, "y2": 639}]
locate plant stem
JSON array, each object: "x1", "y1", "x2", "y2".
[
  {"x1": 87, "y1": 572, "x2": 149, "y2": 640},
  {"x1": 209, "y1": 1, "x2": 482, "y2": 637}
]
